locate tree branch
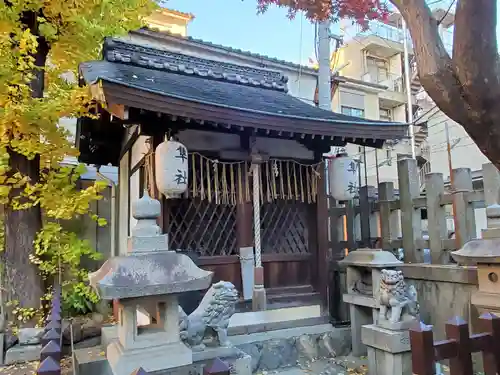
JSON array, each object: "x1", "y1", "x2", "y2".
[{"x1": 391, "y1": 0, "x2": 469, "y2": 123}]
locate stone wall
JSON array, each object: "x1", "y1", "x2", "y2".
[{"x1": 401, "y1": 264, "x2": 479, "y2": 340}]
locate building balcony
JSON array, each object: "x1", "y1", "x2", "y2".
[
  {"x1": 361, "y1": 72, "x2": 403, "y2": 90},
  {"x1": 416, "y1": 141, "x2": 430, "y2": 163},
  {"x1": 362, "y1": 72, "x2": 407, "y2": 107},
  {"x1": 346, "y1": 22, "x2": 411, "y2": 58}
]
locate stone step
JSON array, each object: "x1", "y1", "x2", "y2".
[
  {"x1": 266, "y1": 285, "x2": 315, "y2": 296},
  {"x1": 236, "y1": 291, "x2": 321, "y2": 312},
  {"x1": 228, "y1": 305, "x2": 327, "y2": 336}
]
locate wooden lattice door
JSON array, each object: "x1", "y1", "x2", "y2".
[
  {"x1": 168, "y1": 198, "x2": 238, "y2": 256},
  {"x1": 260, "y1": 200, "x2": 317, "y2": 294}
]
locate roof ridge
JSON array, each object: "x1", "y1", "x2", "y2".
[
  {"x1": 104, "y1": 38, "x2": 290, "y2": 92},
  {"x1": 156, "y1": 8, "x2": 194, "y2": 20},
  {"x1": 133, "y1": 28, "x2": 318, "y2": 74}
]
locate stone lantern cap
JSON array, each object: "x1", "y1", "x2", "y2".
[
  {"x1": 339, "y1": 248, "x2": 402, "y2": 268},
  {"x1": 89, "y1": 190, "x2": 213, "y2": 300},
  {"x1": 89, "y1": 251, "x2": 213, "y2": 300},
  {"x1": 451, "y1": 238, "x2": 500, "y2": 266}
]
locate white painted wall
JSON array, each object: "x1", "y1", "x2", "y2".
[{"x1": 424, "y1": 108, "x2": 489, "y2": 181}]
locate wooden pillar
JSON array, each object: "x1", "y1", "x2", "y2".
[
  {"x1": 316, "y1": 163, "x2": 329, "y2": 313},
  {"x1": 358, "y1": 186, "x2": 371, "y2": 247},
  {"x1": 236, "y1": 202, "x2": 253, "y2": 249},
  {"x1": 152, "y1": 133, "x2": 167, "y2": 233},
  {"x1": 236, "y1": 200, "x2": 254, "y2": 300}
]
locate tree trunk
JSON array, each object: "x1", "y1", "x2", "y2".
[
  {"x1": 2, "y1": 11, "x2": 50, "y2": 315},
  {"x1": 3, "y1": 153, "x2": 44, "y2": 310},
  {"x1": 392, "y1": 0, "x2": 500, "y2": 170}
]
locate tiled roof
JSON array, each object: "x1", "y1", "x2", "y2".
[
  {"x1": 79, "y1": 38, "x2": 407, "y2": 145},
  {"x1": 104, "y1": 38, "x2": 289, "y2": 92},
  {"x1": 132, "y1": 28, "x2": 318, "y2": 74}
]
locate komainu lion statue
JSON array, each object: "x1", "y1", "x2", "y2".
[
  {"x1": 179, "y1": 281, "x2": 239, "y2": 350},
  {"x1": 378, "y1": 269, "x2": 419, "y2": 324}
]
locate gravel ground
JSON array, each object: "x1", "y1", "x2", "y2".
[{"x1": 256, "y1": 356, "x2": 368, "y2": 375}]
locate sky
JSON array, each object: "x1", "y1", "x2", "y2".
[
  {"x1": 164, "y1": 0, "x2": 500, "y2": 66},
  {"x1": 165, "y1": 0, "x2": 316, "y2": 65}
]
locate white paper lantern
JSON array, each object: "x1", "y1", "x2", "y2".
[
  {"x1": 328, "y1": 153, "x2": 358, "y2": 201},
  {"x1": 155, "y1": 139, "x2": 188, "y2": 198}
]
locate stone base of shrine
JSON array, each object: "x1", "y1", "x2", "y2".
[
  {"x1": 106, "y1": 340, "x2": 192, "y2": 375},
  {"x1": 74, "y1": 342, "x2": 252, "y2": 375},
  {"x1": 361, "y1": 324, "x2": 412, "y2": 375}
]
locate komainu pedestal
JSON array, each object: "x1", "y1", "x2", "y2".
[
  {"x1": 89, "y1": 192, "x2": 213, "y2": 375},
  {"x1": 339, "y1": 249, "x2": 402, "y2": 356},
  {"x1": 361, "y1": 269, "x2": 419, "y2": 375}
]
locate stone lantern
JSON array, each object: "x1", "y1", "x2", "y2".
[
  {"x1": 89, "y1": 191, "x2": 213, "y2": 375},
  {"x1": 451, "y1": 203, "x2": 500, "y2": 316},
  {"x1": 451, "y1": 164, "x2": 500, "y2": 317}
]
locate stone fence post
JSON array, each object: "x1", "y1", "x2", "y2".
[{"x1": 397, "y1": 158, "x2": 422, "y2": 263}]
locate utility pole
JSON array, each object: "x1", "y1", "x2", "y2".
[
  {"x1": 445, "y1": 121, "x2": 461, "y2": 247},
  {"x1": 445, "y1": 121, "x2": 454, "y2": 189},
  {"x1": 317, "y1": 18, "x2": 332, "y2": 315},
  {"x1": 402, "y1": 19, "x2": 416, "y2": 159},
  {"x1": 317, "y1": 20, "x2": 331, "y2": 110}
]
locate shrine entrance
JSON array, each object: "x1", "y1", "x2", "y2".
[{"x1": 166, "y1": 154, "x2": 324, "y2": 306}]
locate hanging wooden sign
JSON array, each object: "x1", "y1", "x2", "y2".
[
  {"x1": 328, "y1": 153, "x2": 358, "y2": 201},
  {"x1": 155, "y1": 139, "x2": 189, "y2": 199}
]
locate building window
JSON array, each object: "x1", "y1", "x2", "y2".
[
  {"x1": 341, "y1": 106, "x2": 365, "y2": 118},
  {"x1": 366, "y1": 56, "x2": 389, "y2": 82},
  {"x1": 379, "y1": 108, "x2": 392, "y2": 121}
]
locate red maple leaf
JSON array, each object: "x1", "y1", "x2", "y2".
[{"x1": 256, "y1": 0, "x2": 390, "y2": 29}]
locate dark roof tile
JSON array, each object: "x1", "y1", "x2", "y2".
[
  {"x1": 79, "y1": 38, "x2": 408, "y2": 144},
  {"x1": 132, "y1": 28, "x2": 317, "y2": 74},
  {"x1": 81, "y1": 60, "x2": 404, "y2": 127},
  {"x1": 104, "y1": 38, "x2": 289, "y2": 92}
]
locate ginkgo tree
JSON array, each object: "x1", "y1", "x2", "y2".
[
  {"x1": 257, "y1": 0, "x2": 500, "y2": 170},
  {"x1": 0, "y1": 0, "x2": 156, "y2": 320}
]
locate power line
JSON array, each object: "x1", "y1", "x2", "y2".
[
  {"x1": 437, "y1": 0, "x2": 456, "y2": 25},
  {"x1": 362, "y1": 139, "x2": 479, "y2": 170}
]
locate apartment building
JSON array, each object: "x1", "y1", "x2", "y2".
[
  {"x1": 385, "y1": 7, "x2": 487, "y2": 236},
  {"x1": 329, "y1": 6, "x2": 459, "y2": 190},
  {"x1": 326, "y1": 19, "x2": 425, "y2": 188},
  {"x1": 145, "y1": 8, "x2": 193, "y2": 36}
]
